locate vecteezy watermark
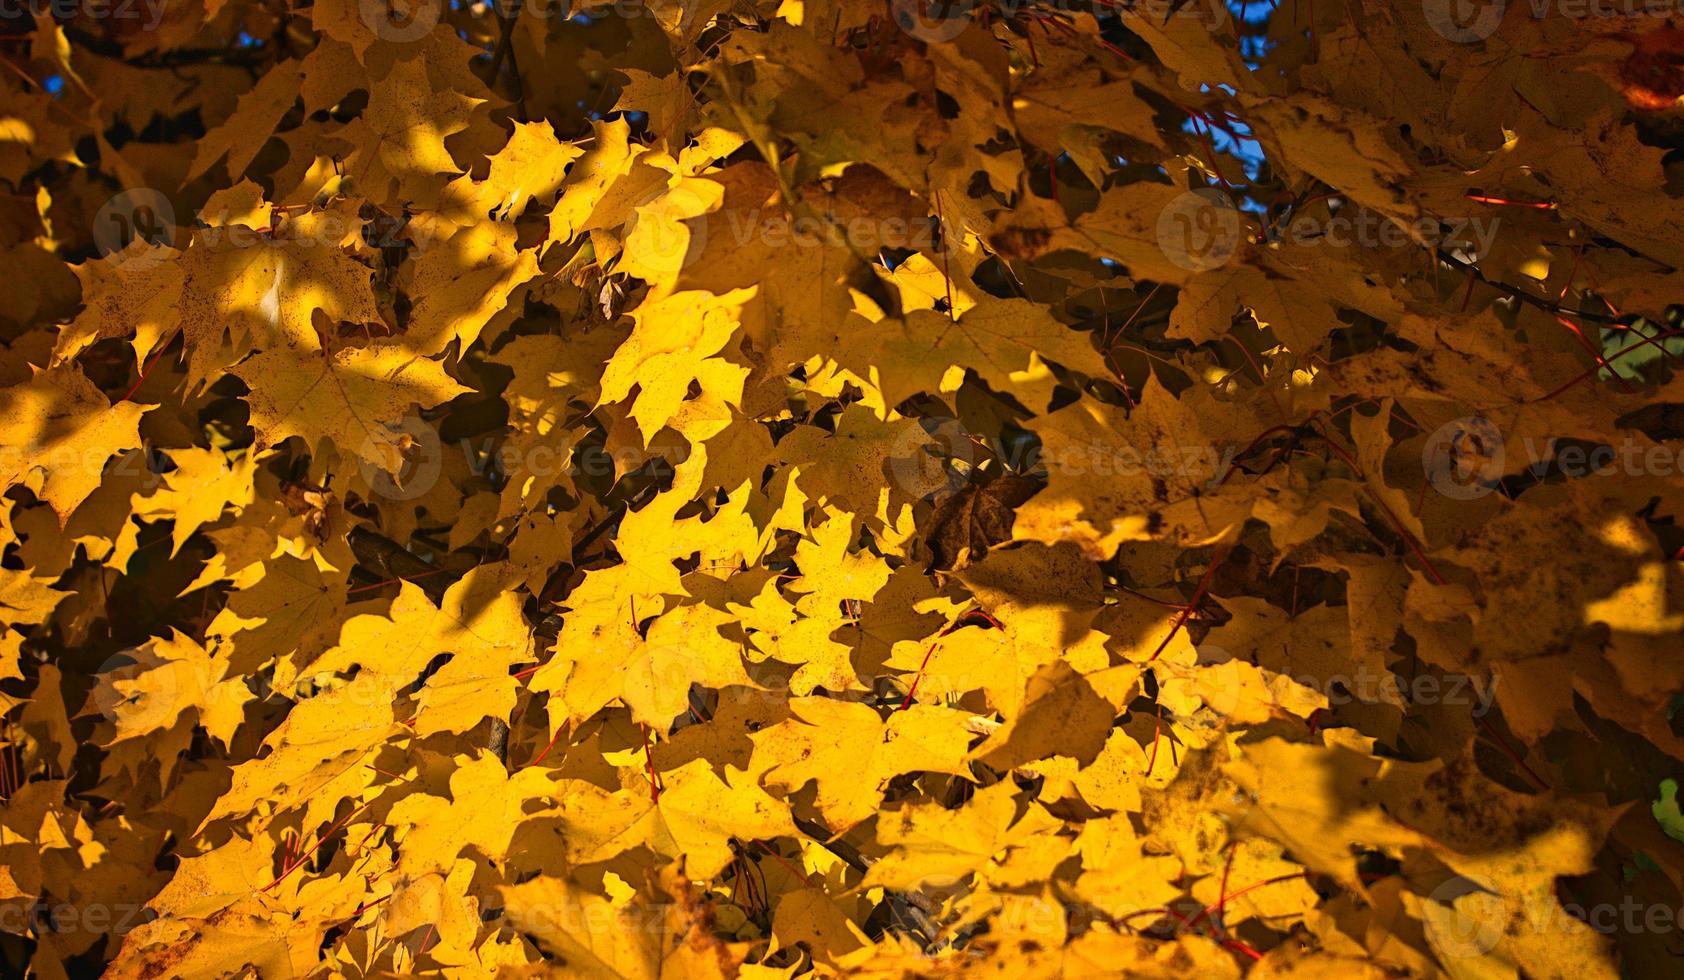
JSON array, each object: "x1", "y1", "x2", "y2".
[
  {"x1": 494, "y1": 884, "x2": 1102, "y2": 937},
  {"x1": 359, "y1": 0, "x2": 1223, "y2": 43},
  {"x1": 482, "y1": 864, "x2": 1684, "y2": 950},
  {"x1": 890, "y1": 0, "x2": 1228, "y2": 44},
  {"x1": 619, "y1": 205, "x2": 706, "y2": 280},
  {"x1": 1185, "y1": 646, "x2": 1501, "y2": 719},
  {"x1": 357, "y1": 0, "x2": 716, "y2": 40},
  {"x1": 357, "y1": 412, "x2": 445, "y2": 503},
  {"x1": 1424, "y1": 0, "x2": 1682, "y2": 43},
  {"x1": 1278, "y1": 664, "x2": 1498, "y2": 714},
  {"x1": 94, "y1": 187, "x2": 437, "y2": 267},
  {"x1": 351, "y1": 430, "x2": 699, "y2": 502},
  {"x1": 1424, "y1": 873, "x2": 1684, "y2": 959},
  {"x1": 1422, "y1": 416, "x2": 1506, "y2": 500},
  {"x1": 191, "y1": 207, "x2": 435, "y2": 255},
  {"x1": 1038, "y1": 435, "x2": 1240, "y2": 487},
  {"x1": 1265, "y1": 206, "x2": 1501, "y2": 260},
  {"x1": 499, "y1": 894, "x2": 685, "y2": 937},
  {"x1": 877, "y1": 415, "x2": 1243, "y2": 499},
  {"x1": 1422, "y1": 0, "x2": 1508, "y2": 41},
  {"x1": 93, "y1": 188, "x2": 177, "y2": 270},
  {"x1": 0, "y1": 0, "x2": 168, "y2": 30},
  {"x1": 886, "y1": 416, "x2": 976, "y2": 500},
  {"x1": 892, "y1": 0, "x2": 975, "y2": 42},
  {"x1": 90, "y1": 645, "x2": 178, "y2": 735},
  {"x1": 1157, "y1": 189, "x2": 1244, "y2": 272},
  {"x1": 0, "y1": 900, "x2": 150, "y2": 937},
  {"x1": 1424, "y1": 416, "x2": 1684, "y2": 499},
  {"x1": 1157, "y1": 192, "x2": 1502, "y2": 272},
  {"x1": 0, "y1": 447, "x2": 168, "y2": 505},
  {"x1": 359, "y1": 0, "x2": 441, "y2": 41},
  {"x1": 719, "y1": 210, "x2": 936, "y2": 255}
]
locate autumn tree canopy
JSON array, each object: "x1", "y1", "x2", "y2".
[{"x1": 4, "y1": 0, "x2": 1684, "y2": 976}]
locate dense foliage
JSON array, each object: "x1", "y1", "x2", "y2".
[{"x1": 3, "y1": 1, "x2": 1684, "y2": 977}]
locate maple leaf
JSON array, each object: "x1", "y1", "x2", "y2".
[
  {"x1": 386, "y1": 752, "x2": 555, "y2": 875},
  {"x1": 0, "y1": 364, "x2": 147, "y2": 525},
  {"x1": 751, "y1": 697, "x2": 975, "y2": 831},
  {"x1": 597, "y1": 287, "x2": 756, "y2": 445},
  {"x1": 331, "y1": 57, "x2": 484, "y2": 207},
  {"x1": 403, "y1": 221, "x2": 540, "y2": 356},
  {"x1": 230, "y1": 342, "x2": 467, "y2": 478},
  {"x1": 842, "y1": 297, "x2": 1112, "y2": 408},
  {"x1": 501, "y1": 867, "x2": 747, "y2": 979},
  {"x1": 170, "y1": 223, "x2": 385, "y2": 379}
]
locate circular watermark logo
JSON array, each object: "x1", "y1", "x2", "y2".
[
  {"x1": 357, "y1": 413, "x2": 444, "y2": 501},
  {"x1": 1423, "y1": 874, "x2": 1506, "y2": 959},
  {"x1": 624, "y1": 638, "x2": 715, "y2": 724},
  {"x1": 891, "y1": 0, "x2": 974, "y2": 43},
  {"x1": 1423, "y1": 0, "x2": 1505, "y2": 42},
  {"x1": 1185, "y1": 644, "x2": 1243, "y2": 720},
  {"x1": 1422, "y1": 415, "x2": 1504, "y2": 500},
  {"x1": 359, "y1": 0, "x2": 442, "y2": 42},
  {"x1": 620, "y1": 208, "x2": 706, "y2": 282},
  {"x1": 89, "y1": 645, "x2": 181, "y2": 736},
  {"x1": 1139, "y1": 0, "x2": 1230, "y2": 30},
  {"x1": 617, "y1": 178, "x2": 715, "y2": 284},
  {"x1": 1156, "y1": 188, "x2": 1242, "y2": 272},
  {"x1": 887, "y1": 416, "x2": 976, "y2": 500},
  {"x1": 93, "y1": 188, "x2": 176, "y2": 270}
]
